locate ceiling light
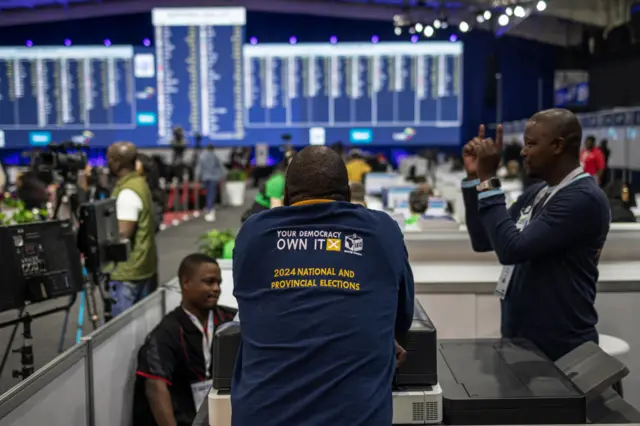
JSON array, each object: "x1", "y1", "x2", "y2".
[
  {"x1": 433, "y1": 19, "x2": 442, "y2": 29},
  {"x1": 505, "y1": 7, "x2": 513, "y2": 16},
  {"x1": 483, "y1": 10, "x2": 492, "y2": 20},
  {"x1": 424, "y1": 26, "x2": 434, "y2": 37},
  {"x1": 498, "y1": 14, "x2": 509, "y2": 26},
  {"x1": 415, "y1": 23, "x2": 424, "y2": 32},
  {"x1": 476, "y1": 14, "x2": 485, "y2": 24},
  {"x1": 514, "y1": 6, "x2": 526, "y2": 18},
  {"x1": 459, "y1": 21, "x2": 470, "y2": 33},
  {"x1": 394, "y1": 27, "x2": 402, "y2": 36},
  {"x1": 536, "y1": 1, "x2": 547, "y2": 12}
]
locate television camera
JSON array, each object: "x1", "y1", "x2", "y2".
[
  {"x1": 30, "y1": 141, "x2": 88, "y2": 181},
  {"x1": 29, "y1": 141, "x2": 89, "y2": 221}
]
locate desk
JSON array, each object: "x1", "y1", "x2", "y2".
[{"x1": 192, "y1": 388, "x2": 639, "y2": 426}]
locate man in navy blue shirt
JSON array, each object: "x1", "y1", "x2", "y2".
[
  {"x1": 462, "y1": 109, "x2": 610, "y2": 361},
  {"x1": 231, "y1": 146, "x2": 415, "y2": 426}
]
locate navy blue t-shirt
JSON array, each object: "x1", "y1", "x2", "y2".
[
  {"x1": 463, "y1": 175, "x2": 610, "y2": 360},
  {"x1": 231, "y1": 200, "x2": 415, "y2": 426}
]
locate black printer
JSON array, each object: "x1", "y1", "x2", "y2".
[
  {"x1": 438, "y1": 339, "x2": 587, "y2": 425},
  {"x1": 395, "y1": 299, "x2": 438, "y2": 387},
  {"x1": 213, "y1": 299, "x2": 438, "y2": 390}
]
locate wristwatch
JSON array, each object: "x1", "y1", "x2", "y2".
[{"x1": 476, "y1": 177, "x2": 501, "y2": 192}]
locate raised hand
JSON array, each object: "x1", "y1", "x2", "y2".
[
  {"x1": 462, "y1": 124, "x2": 485, "y2": 178},
  {"x1": 475, "y1": 124, "x2": 503, "y2": 181}
]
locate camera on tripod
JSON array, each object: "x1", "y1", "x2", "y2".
[
  {"x1": 31, "y1": 141, "x2": 88, "y2": 181},
  {"x1": 78, "y1": 199, "x2": 130, "y2": 275}
]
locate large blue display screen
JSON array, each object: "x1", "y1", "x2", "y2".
[
  {"x1": 152, "y1": 7, "x2": 246, "y2": 144},
  {"x1": 0, "y1": 46, "x2": 157, "y2": 148},
  {"x1": 0, "y1": 7, "x2": 463, "y2": 148},
  {"x1": 242, "y1": 42, "x2": 462, "y2": 146}
]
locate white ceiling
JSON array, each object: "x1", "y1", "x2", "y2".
[{"x1": 0, "y1": 0, "x2": 633, "y2": 46}]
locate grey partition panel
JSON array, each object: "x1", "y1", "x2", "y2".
[
  {"x1": 0, "y1": 344, "x2": 89, "y2": 426},
  {"x1": 164, "y1": 277, "x2": 182, "y2": 313},
  {"x1": 90, "y1": 291, "x2": 164, "y2": 426}
]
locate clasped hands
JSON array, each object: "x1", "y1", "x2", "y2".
[{"x1": 462, "y1": 124, "x2": 503, "y2": 182}]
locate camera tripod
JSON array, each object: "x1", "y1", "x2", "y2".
[
  {"x1": 0, "y1": 295, "x2": 78, "y2": 382},
  {"x1": 53, "y1": 178, "x2": 116, "y2": 353}
]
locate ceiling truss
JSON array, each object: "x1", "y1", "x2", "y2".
[{"x1": 0, "y1": 0, "x2": 632, "y2": 47}]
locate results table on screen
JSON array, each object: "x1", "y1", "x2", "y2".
[
  {"x1": 152, "y1": 7, "x2": 245, "y2": 142},
  {"x1": 0, "y1": 46, "x2": 136, "y2": 130},
  {"x1": 243, "y1": 42, "x2": 462, "y2": 128}
]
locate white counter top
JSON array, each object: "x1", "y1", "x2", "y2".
[
  {"x1": 167, "y1": 261, "x2": 640, "y2": 310},
  {"x1": 411, "y1": 261, "x2": 640, "y2": 284}
]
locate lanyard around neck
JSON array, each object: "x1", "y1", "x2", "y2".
[
  {"x1": 532, "y1": 167, "x2": 588, "y2": 210},
  {"x1": 183, "y1": 309, "x2": 214, "y2": 379}
]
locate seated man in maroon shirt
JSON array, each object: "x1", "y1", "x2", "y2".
[{"x1": 133, "y1": 253, "x2": 236, "y2": 426}]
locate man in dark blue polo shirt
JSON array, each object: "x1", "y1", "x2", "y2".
[
  {"x1": 462, "y1": 109, "x2": 610, "y2": 361},
  {"x1": 231, "y1": 146, "x2": 415, "y2": 426}
]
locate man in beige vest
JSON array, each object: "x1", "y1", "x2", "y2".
[{"x1": 107, "y1": 141, "x2": 158, "y2": 316}]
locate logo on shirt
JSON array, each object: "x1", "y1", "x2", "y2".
[
  {"x1": 326, "y1": 238, "x2": 342, "y2": 252},
  {"x1": 344, "y1": 234, "x2": 363, "y2": 255}
]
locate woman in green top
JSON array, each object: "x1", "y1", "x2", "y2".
[{"x1": 242, "y1": 150, "x2": 295, "y2": 222}]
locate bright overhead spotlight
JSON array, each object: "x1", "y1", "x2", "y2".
[
  {"x1": 483, "y1": 10, "x2": 492, "y2": 20},
  {"x1": 476, "y1": 14, "x2": 485, "y2": 23},
  {"x1": 415, "y1": 22, "x2": 424, "y2": 32},
  {"x1": 433, "y1": 19, "x2": 442, "y2": 29},
  {"x1": 424, "y1": 25, "x2": 434, "y2": 37},
  {"x1": 514, "y1": 6, "x2": 526, "y2": 18},
  {"x1": 459, "y1": 21, "x2": 470, "y2": 33},
  {"x1": 441, "y1": 20, "x2": 449, "y2": 29},
  {"x1": 536, "y1": 0, "x2": 547, "y2": 11},
  {"x1": 498, "y1": 14, "x2": 509, "y2": 26},
  {"x1": 505, "y1": 7, "x2": 513, "y2": 16},
  {"x1": 394, "y1": 26, "x2": 402, "y2": 36}
]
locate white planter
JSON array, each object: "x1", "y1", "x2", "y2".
[{"x1": 225, "y1": 181, "x2": 246, "y2": 206}]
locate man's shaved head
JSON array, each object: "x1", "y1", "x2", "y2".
[
  {"x1": 107, "y1": 141, "x2": 138, "y2": 176},
  {"x1": 522, "y1": 108, "x2": 583, "y2": 182},
  {"x1": 529, "y1": 108, "x2": 582, "y2": 158},
  {"x1": 284, "y1": 146, "x2": 350, "y2": 206}
]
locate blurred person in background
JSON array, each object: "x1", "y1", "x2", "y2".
[
  {"x1": 599, "y1": 139, "x2": 611, "y2": 187},
  {"x1": 171, "y1": 126, "x2": 187, "y2": 165},
  {"x1": 84, "y1": 165, "x2": 111, "y2": 202},
  {"x1": 369, "y1": 153, "x2": 390, "y2": 173},
  {"x1": 0, "y1": 160, "x2": 6, "y2": 193},
  {"x1": 580, "y1": 135, "x2": 605, "y2": 184},
  {"x1": 16, "y1": 170, "x2": 50, "y2": 210},
  {"x1": 330, "y1": 141, "x2": 347, "y2": 162},
  {"x1": 605, "y1": 181, "x2": 636, "y2": 223},
  {"x1": 108, "y1": 141, "x2": 158, "y2": 316},
  {"x1": 346, "y1": 150, "x2": 372, "y2": 183},
  {"x1": 195, "y1": 145, "x2": 225, "y2": 222},
  {"x1": 349, "y1": 182, "x2": 366, "y2": 207},
  {"x1": 134, "y1": 254, "x2": 236, "y2": 426},
  {"x1": 137, "y1": 153, "x2": 167, "y2": 233},
  {"x1": 504, "y1": 140, "x2": 522, "y2": 165},
  {"x1": 405, "y1": 189, "x2": 429, "y2": 230},
  {"x1": 241, "y1": 150, "x2": 295, "y2": 222}
]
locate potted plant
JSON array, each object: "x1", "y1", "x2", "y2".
[
  {"x1": 199, "y1": 229, "x2": 236, "y2": 261},
  {"x1": 0, "y1": 194, "x2": 47, "y2": 226},
  {"x1": 225, "y1": 168, "x2": 247, "y2": 207}
]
